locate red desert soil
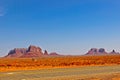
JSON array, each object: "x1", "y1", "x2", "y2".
[{"x1": 0, "y1": 55, "x2": 120, "y2": 72}]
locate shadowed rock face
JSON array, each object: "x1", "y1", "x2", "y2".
[
  {"x1": 8, "y1": 48, "x2": 26, "y2": 55},
  {"x1": 6, "y1": 48, "x2": 27, "y2": 57},
  {"x1": 98, "y1": 48, "x2": 106, "y2": 53},
  {"x1": 86, "y1": 48, "x2": 98, "y2": 54}
]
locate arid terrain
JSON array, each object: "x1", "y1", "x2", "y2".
[
  {"x1": 1, "y1": 0, "x2": 120, "y2": 79},
  {"x1": 0, "y1": 55, "x2": 120, "y2": 80},
  {"x1": 1, "y1": 55, "x2": 120, "y2": 72},
  {"x1": 0, "y1": 65, "x2": 120, "y2": 80}
]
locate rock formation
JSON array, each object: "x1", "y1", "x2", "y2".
[
  {"x1": 86, "y1": 48, "x2": 98, "y2": 55},
  {"x1": 5, "y1": 45, "x2": 43, "y2": 58},
  {"x1": 98, "y1": 48, "x2": 106, "y2": 53},
  {"x1": 44, "y1": 50, "x2": 48, "y2": 55},
  {"x1": 111, "y1": 50, "x2": 116, "y2": 53},
  {"x1": 86, "y1": 48, "x2": 107, "y2": 55},
  {"x1": 110, "y1": 50, "x2": 119, "y2": 54},
  {"x1": 6, "y1": 48, "x2": 27, "y2": 57},
  {"x1": 5, "y1": 45, "x2": 120, "y2": 57},
  {"x1": 49, "y1": 52, "x2": 59, "y2": 56},
  {"x1": 5, "y1": 45, "x2": 60, "y2": 58},
  {"x1": 27, "y1": 45, "x2": 42, "y2": 53},
  {"x1": 21, "y1": 45, "x2": 43, "y2": 57}
]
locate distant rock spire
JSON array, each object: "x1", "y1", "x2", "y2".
[
  {"x1": 112, "y1": 49, "x2": 115, "y2": 53},
  {"x1": 44, "y1": 50, "x2": 48, "y2": 55},
  {"x1": 110, "y1": 49, "x2": 119, "y2": 54}
]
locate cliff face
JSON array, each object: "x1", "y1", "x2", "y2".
[
  {"x1": 27, "y1": 45, "x2": 42, "y2": 53},
  {"x1": 21, "y1": 45, "x2": 43, "y2": 57}
]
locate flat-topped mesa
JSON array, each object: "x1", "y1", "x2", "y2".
[
  {"x1": 6, "y1": 48, "x2": 27, "y2": 57},
  {"x1": 86, "y1": 48, "x2": 107, "y2": 55},
  {"x1": 8, "y1": 48, "x2": 27, "y2": 54},
  {"x1": 5, "y1": 45, "x2": 44, "y2": 58}
]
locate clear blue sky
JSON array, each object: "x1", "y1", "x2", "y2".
[{"x1": 0, "y1": 0, "x2": 120, "y2": 56}]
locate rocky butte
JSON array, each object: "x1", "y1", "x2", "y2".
[
  {"x1": 5, "y1": 46, "x2": 119, "y2": 58},
  {"x1": 5, "y1": 45, "x2": 59, "y2": 58},
  {"x1": 86, "y1": 48, "x2": 119, "y2": 55}
]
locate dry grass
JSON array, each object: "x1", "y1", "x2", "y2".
[
  {"x1": 0, "y1": 65, "x2": 120, "y2": 80},
  {"x1": 0, "y1": 54, "x2": 120, "y2": 72}
]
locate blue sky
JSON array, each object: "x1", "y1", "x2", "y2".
[{"x1": 0, "y1": 0, "x2": 120, "y2": 56}]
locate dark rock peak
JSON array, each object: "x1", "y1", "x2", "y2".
[
  {"x1": 44, "y1": 50, "x2": 48, "y2": 55},
  {"x1": 111, "y1": 50, "x2": 116, "y2": 53},
  {"x1": 110, "y1": 49, "x2": 119, "y2": 54}
]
